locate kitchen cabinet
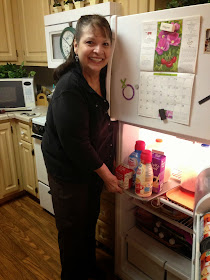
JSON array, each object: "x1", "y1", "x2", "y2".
[
  {"x1": 0, "y1": 122, "x2": 19, "y2": 198},
  {"x1": 0, "y1": 0, "x2": 17, "y2": 62},
  {"x1": 115, "y1": 0, "x2": 167, "y2": 15},
  {"x1": 17, "y1": 121, "x2": 38, "y2": 196},
  {"x1": 0, "y1": 0, "x2": 50, "y2": 66}
]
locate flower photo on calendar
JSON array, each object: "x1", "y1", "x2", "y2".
[{"x1": 154, "y1": 20, "x2": 182, "y2": 72}]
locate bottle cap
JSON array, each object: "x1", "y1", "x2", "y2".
[
  {"x1": 141, "y1": 150, "x2": 152, "y2": 163},
  {"x1": 135, "y1": 140, "x2": 145, "y2": 151},
  {"x1": 156, "y1": 138, "x2": 163, "y2": 143}
]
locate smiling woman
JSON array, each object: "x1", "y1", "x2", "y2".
[{"x1": 41, "y1": 14, "x2": 122, "y2": 280}]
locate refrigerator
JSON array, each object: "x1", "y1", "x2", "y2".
[
  {"x1": 107, "y1": 3, "x2": 210, "y2": 280},
  {"x1": 43, "y1": 3, "x2": 210, "y2": 279}
]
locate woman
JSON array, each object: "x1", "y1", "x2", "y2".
[{"x1": 41, "y1": 15, "x2": 123, "y2": 280}]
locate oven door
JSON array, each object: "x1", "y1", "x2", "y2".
[
  {"x1": 32, "y1": 134, "x2": 54, "y2": 215},
  {"x1": 39, "y1": 181, "x2": 54, "y2": 215}
]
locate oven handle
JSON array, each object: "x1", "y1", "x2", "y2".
[{"x1": 31, "y1": 134, "x2": 42, "y2": 140}]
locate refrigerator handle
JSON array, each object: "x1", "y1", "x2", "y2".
[{"x1": 107, "y1": 15, "x2": 117, "y2": 120}]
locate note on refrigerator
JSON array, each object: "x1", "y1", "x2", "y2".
[{"x1": 138, "y1": 72, "x2": 195, "y2": 125}]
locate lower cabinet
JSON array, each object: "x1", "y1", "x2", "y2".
[
  {"x1": 0, "y1": 119, "x2": 38, "y2": 201},
  {"x1": 19, "y1": 139, "x2": 37, "y2": 196},
  {"x1": 17, "y1": 121, "x2": 38, "y2": 197},
  {"x1": 0, "y1": 122, "x2": 19, "y2": 198}
]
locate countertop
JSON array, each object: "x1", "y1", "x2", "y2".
[{"x1": 0, "y1": 106, "x2": 48, "y2": 123}]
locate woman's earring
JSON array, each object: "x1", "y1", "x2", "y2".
[{"x1": 75, "y1": 54, "x2": 79, "y2": 62}]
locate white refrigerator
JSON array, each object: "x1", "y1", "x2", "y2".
[{"x1": 107, "y1": 3, "x2": 210, "y2": 280}]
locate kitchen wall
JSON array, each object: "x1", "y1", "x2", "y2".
[{"x1": 25, "y1": 66, "x2": 54, "y2": 92}]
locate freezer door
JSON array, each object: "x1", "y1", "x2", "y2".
[{"x1": 110, "y1": 4, "x2": 210, "y2": 143}]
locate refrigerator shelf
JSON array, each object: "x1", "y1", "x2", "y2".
[
  {"x1": 124, "y1": 179, "x2": 179, "y2": 202},
  {"x1": 159, "y1": 197, "x2": 194, "y2": 217},
  {"x1": 132, "y1": 198, "x2": 193, "y2": 234}
]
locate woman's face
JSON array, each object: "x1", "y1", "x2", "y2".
[{"x1": 74, "y1": 24, "x2": 112, "y2": 77}]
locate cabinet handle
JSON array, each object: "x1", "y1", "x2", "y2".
[{"x1": 19, "y1": 142, "x2": 23, "y2": 146}]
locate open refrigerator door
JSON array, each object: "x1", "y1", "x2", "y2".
[{"x1": 192, "y1": 168, "x2": 210, "y2": 280}]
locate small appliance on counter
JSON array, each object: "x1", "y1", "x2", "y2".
[{"x1": 0, "y1": 78, "x2": 36, "y2": 111}]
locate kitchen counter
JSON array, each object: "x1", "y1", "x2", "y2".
[{"x1": 0, "y1": 106, "x2": 48, "y2": 123}]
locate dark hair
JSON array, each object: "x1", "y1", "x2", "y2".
[{"x1": 53, "y1": 14, "x2": 112, "y2": 81}]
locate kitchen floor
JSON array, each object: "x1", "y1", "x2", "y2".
[{"x1": 0, "y1": 194, "x2": 120, "y2": 280}]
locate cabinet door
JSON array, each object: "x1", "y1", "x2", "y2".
[
  {"x1": 17, "y1": 0, "x2": 50, "y2": 63},
  {"x1": 0, "y1": 123, "x2": 19, "y2": 197},
  {"x1": 0, "y1": 0, "x2": 18, "y2": 62},
  {"x1": 19, "y1": 140, "x2": 37, "y2": 196}
]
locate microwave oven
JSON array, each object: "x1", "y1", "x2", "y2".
[{"x1": 0, "y1": 78, "x2": 36, "y2": 111}]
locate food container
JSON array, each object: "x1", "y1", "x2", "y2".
[
  {"x1": 200, "y1": 213, "x2": 210, "y2": 243},
  {"x1": 116, "y1": 164, "x2": 133, "y2": 189},
  {"x1": 200, "y1": 250, "x2": 210, "y2": 279}
]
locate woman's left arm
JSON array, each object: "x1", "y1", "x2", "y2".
[{"x1": 95, "y1": 163, "x2": 123, "y2": 194}]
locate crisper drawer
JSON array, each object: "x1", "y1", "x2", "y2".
[
  {"x1": 38, "y1": 181, "x2": 54, "y2": 215},
  {"x1": 165, "y1": 259, "x2": 191, "y2": 280},
  {"x1": 126, "y1": 237, "x2": 165, "y2": 280},
  {"x1": 126, "y1": 227, "x2": 191, "y2": 280}
]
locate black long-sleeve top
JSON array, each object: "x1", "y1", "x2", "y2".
[{"x1": 41, "y1": 63, "x2": 117, "y2": 183}]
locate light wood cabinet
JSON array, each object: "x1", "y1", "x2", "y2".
[
  {"x1": 0, "y1": 0, "x2": 18, "y2": 62},
  {"x1": 17, "y1": 0, "x2": 50, "y2": 64},
  {"x1": 17, "y1": 121, "x2": 38, "y2": 196},
  {"x1": 0, "y1": 122, "x2": 19, "y2": 198},
  {"x1": 115, "y1": 0, "x2": 167, "y2": 15},
  {"x1": 0, "y1": 0, "x2": 50, "y2": 66}
]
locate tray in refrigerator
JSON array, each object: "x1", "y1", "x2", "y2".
[
  {"x1": 166, "y1": 186, "x2": 194, "y2": 210},
  {"x1": 124, "y1": 179, "x2": 179, "y2": 202}
]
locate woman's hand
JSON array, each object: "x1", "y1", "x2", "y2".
[{"x1": 95, "y1": 163, "x2": 123, "y2": 194}]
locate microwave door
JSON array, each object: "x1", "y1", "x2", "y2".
[
  {"x1": 45, "y1": 23, "x2": 69, "y2": 68},
  {"x1": 0, "y1": 80, "x2": 25, "y2": 108}
]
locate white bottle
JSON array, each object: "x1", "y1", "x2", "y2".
[
  {"x1": 135, "y1": 150, "x2": 153, "y2": 198},
  {"x1": 128, "y1": 140, "x2": 145, "y2": 187}
]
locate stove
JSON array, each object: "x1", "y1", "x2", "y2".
[
  {"x1": 32, "y1": 115, "x2": 54, "y2": 215},
  {"x1": 32, "y1": 116, "x2": 46, "y2": 136}
]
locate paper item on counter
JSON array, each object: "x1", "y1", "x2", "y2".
[
  {"x1": 140, "y1": 15, "x2": 200, "y2": 74},
  {"x1": 138, "y1": 71, "x2": 195, "y2": 125}
]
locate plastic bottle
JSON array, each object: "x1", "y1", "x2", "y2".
[
  {"x1": 135, "y1": 150, "x2": 153, "y2": 197},
  {"x1": 128, "y1": 140, "x2": 145, "y2": 187},
  {"x1": 147, "y1": 138, "x2": 171, "y2": 183}
]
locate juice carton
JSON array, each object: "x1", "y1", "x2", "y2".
[
  {"x1": 152, "y1": 152, "x2": 166, "y2": 193},
  {"x1": 115, "y1": 164, "x2": 133, "y2": 189}
]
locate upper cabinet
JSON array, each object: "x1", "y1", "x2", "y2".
[
  {"x1": 0, "y1": 0, "x2": 18, "y2": 62},
  {"x1": 0, "y1": 0, "x2": 50, "y2": 66},
  {"x1": 115, "y1": 0, "x2": 167, "y2": 15},
  {"x1": 17, "y1": 0, "x2": 50, "y2": 65}
]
